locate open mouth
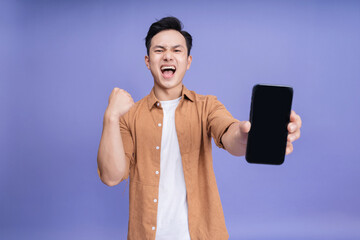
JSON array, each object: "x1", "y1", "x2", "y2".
[{"x1": 161, "y1": 65, "x2": 176, "y2": 79}]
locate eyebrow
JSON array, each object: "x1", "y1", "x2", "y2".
[
  {"x1": 153, "y1": 45, "x2": 185, "y2": 49},
  {"x1": 172, "y1": 45, "x2": 184, "y2": 49}
]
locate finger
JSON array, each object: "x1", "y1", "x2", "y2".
[
  {"x1": 285, "y1": 141, "x2": 293, "y2": 155},
  {"x1": 109, "y1": 88, "x2": 117, "y2": 103},
  {"x1": 287, "y1": 130, "x2": 300, "y2": 142},
  {"x1": 288, "y1": 122, "x2": 297, "y2": 133},
  {"x1": 240, "y1": 121, "x2": 251, "y2": 133},
  {"x1": 120, "y1": 89, "x2": 131, "y2": 98},
  {"x1": 111, "y1": 87, "x2": 117, "y2": 95},
  {"x1": 290, "y1": 110, "x2": 302, "y2": 128},
  {"x1": 110, "y1": 87, "x2": 120, "y2": 98},
  {"x1": 290, "y1": 110, "x2": 297, "y2": 121},
  {"x1": 288, "y1": 112, "x2": 300, "y2": 133},
  {"x1": 296, "y1": 113, "x2": 302, "y2": 129}
]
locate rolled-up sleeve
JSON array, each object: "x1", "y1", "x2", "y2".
[
  {"x1": 119, "y1": 113, "x2": 134, "y2": 181},
  {"x1": 206, "y1": 95, "x2": 240, "y2": 149}
]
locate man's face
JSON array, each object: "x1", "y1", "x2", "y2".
[{"x1": 145, "y1": 30, "x2": 192, "y2": 92}]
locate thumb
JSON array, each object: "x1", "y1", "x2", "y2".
[{"x1": 240, "y1": 121, "x2": 251, "y2": 134}]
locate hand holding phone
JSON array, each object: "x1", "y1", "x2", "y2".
[{"x1": 245, "y1": 84, "x2": 293, "y2": 165}]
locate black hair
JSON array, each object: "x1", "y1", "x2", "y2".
[{"x1": 145, "y1": 17, "x2": 192, "y2": 56}]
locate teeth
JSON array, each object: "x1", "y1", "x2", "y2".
[{"x1": 161, "y1": 66, "x2": 176, "y2": 71}]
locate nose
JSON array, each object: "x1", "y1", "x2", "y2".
[{"x1": 163, "y1": 50, "x2": 173, "y2": 61}]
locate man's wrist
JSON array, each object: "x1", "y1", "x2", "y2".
[{"x1": 104, "y1": 110, "x2": 121, "y2": 124}]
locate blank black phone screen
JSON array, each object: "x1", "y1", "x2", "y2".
[{"x1": 245, "y1": 84, "x2": 293, "y2": 165}]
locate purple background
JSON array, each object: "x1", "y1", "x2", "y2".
[{"x1": 1, "y1": 0, "x2": 360, "y2": 239}]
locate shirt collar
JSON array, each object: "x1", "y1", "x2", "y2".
[{"x1": 147, "y1": 84, "x2": 194, "y2": 110}]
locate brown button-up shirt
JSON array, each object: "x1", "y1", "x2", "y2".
[{"x1": 118, "y1": 84, "x2": 239, "y2": 239}]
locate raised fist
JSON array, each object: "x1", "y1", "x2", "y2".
[{"x1": 105, "y1": 88, "x2": 134, "y2": 119}]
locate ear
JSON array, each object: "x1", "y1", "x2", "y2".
[
  {"x1": 145, "y1": 55, "x2": 150, "y2": 70},
  {"x1": 186, "y1": 55, "x2": 192, "y2": 70}
]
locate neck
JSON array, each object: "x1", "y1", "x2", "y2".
[{"x1": 153, "y1": 83, "x2": 183, "y2": 101}]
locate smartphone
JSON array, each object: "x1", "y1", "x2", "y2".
[{"x1": 245, "y1": 84, "x2": 293, "y2": 165}]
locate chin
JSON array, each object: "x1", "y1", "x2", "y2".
[{"x1": 157, "y1": 77, "x2": 182, "y2": 89}]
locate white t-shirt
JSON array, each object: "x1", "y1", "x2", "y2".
[{"x1": 155, "y1": 96, "x2": 191, "y2": 240}]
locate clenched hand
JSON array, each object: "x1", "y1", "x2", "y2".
[{"x1": 105, "y1": 88, "x2": 134, "y2": 119}]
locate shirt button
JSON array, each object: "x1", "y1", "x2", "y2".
[
  {"x1": 155, "y1": 171, "x2": 159, "y2": 175},
  {"x1": 154, "y1": 199, "x2": 157, "y2": 203},
  {"x1": 156, "y1": 102, "x2": 160, "y2": 107},
  {"x1": 152, "y1": 226, "x2": 156, "y2": 231},
  {"x1": 156, "y1": 146, "x2": 160, "y2": 150},
  {"x1": 158, "y1": 123, "x2": 162, "y2": 127}
]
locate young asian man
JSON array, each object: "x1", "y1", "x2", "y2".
[{"x1": 97, "y1": 17, "x2": 302, "y2": 240}]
